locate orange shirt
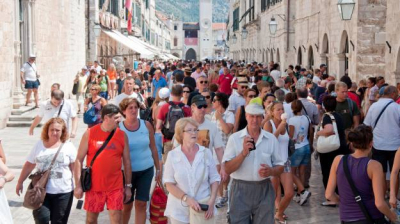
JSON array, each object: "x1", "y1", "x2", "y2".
[
  {"x1": 107, "y1": 70, "x2": 117, "y2": 80},
  {"x1": 87, "y1": 125, "x2": 125, "y2": 191}
]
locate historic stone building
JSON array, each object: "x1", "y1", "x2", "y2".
[
  {"x1": 0, "y1": 0, "x2": 85, "y2": 128},
  {"x1": 228, "y1": 0, "x2": 400, "y2": 84}
]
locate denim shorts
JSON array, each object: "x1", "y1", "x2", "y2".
[
  {"x1": 125, "y1": 166, "x2": 154, "y2": 203},
  {"x1": 25, "y1": 80, "x2": 39, "y2": 89},
  {"x1": 290, "y1": 144, "x2": 311, "y2": 167}
]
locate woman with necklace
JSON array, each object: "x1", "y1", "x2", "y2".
[{"x1": 119, "y1": 98, "x2": 161, "y2": 224}]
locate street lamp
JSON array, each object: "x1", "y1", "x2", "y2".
[
  {"x1": 242, "y1": 27, "x2": 248, "y2": 39},
  {"x1": 337, "y1": 0, "x2": 356, "y2": 20},
  {"x1": 94, "y1": 23, "x2": 101, "y2": 38},
  {"x1": 269, "y1": 17, "x2": 278, "y2": 35},
  {"x1": 232, "y1": 34, "x2": 237, "y2": 44}
]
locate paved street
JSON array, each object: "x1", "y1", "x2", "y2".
[{"x1": 2, "y1": 107, "x2": 340, "y2": 224}]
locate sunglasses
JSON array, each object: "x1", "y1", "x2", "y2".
[
  {"x1": 133, "y1": 88, "x2": 140, "y2": 91},
  {"x1": 197, "y1": 105, "x2": 208, "y2": 109},
  {"x1": 200, "y1": 81, "x2": 208, "y2": 84},
  {"x1": 212, "y1": 98, "x2": 219, "y2": 103},
  {"x1": 240, "y1": 85, "x2": 248, "y2": 89},
  {"x1": 90, "y1": 88, "x2": 97, "y2": 91},
  {"x1": 183, "y1": 91, "x2": 190, "y2": 93},
  {"x1": 247, "y1": 94, "x2": 256, "y2": 98},
  {"x1": 203, "y1": 95, "x2": 211, "y2": 99}
]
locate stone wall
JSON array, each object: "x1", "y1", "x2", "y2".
[
  {"x1": 0, "y1": 2, "x2": 16, "y2": 128},
  {"x1": 386, "y1": 0, "x2": 400, "y2": 84}
]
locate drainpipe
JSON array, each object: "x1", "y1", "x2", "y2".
[
  {"x1": 286, "y1": 0, "x2": 290, "y2": 52},
  {"x1": 87, "y1": 0, "x2": 90, "y2": 50}
]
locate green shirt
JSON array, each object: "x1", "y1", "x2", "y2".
[
  {"x1": 335, "y1": 99, "x2": 360, "y2": 130},
  {"x1": 99, "y1": 76, "x2": 108, "y2": 92}
]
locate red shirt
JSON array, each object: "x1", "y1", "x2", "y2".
[
  {"x1": 157, "y1": 101, "x2": 192, "y2": 142},
  {"x1": 87, "y1": 125, "x2": 125, "y2": 191},
  {"x1": 218, "y1": 73, "x2": 234, "y2": 95},
  {"x1": 348, "y1": 91, "x2": 361, "y2": 108}
]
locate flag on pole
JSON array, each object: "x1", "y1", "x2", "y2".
[{"x1": 125, "y1": 0, "x2": 132, "y2": 32}]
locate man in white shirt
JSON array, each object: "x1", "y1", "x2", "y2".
[
  {"x1": 270, "y1": 63, "x2": 281, "y2": 81},
  {"x1": 21, "y1": 54, "x2": 40, "y2": 107},
  {"x1": 364, "y1": 85, "x2": 400, "y2": 176},
  {"x1": 29, "y1": 90, "x2": 78, "y2": 138},
  {"x1": 90, "y1": 61, "x2": 102, "y2": 74},
  {"x1": 113, "y1": 77, "x2": 139, "y2": 107},
  {"x1": 228, "y1": 77, "x2": 247, "y2": 114},
  {"x1": 223, "y1": 103, "x2": 284, "y2": 224}
]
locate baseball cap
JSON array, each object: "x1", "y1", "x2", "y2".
[
  {"x1": 300, "y1": 68, "x2": 307, "y2": 72},
  {"x1": 245, "y1": 103, "x2": 264, "y2": 115},
  {"x1": 158, "y1": 88, "x2": 170, "y2": 99},
  {"x1": 320, "y1": 64, "x2": 327, "y2": 68},
  {"x1": 191, "y1": 95, "x2": 207, "y2": 106},
  {"x1": 262, "y1": 69, "x2": 269, "y2": 73}
]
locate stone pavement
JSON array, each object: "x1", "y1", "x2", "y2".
[{"x1": 1, "y1": 108, "x2": 340, "y2": 224}]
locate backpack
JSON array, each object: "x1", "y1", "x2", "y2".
[
  {"x1": 83, "y1": 99, "x2": 100, "y2": 124},
  {"x1": 161, "y1": 102, "x2": 185, "y2": 140},
  {"x1": 346, "y1": 98, "x2": 354, "y2": 117}
]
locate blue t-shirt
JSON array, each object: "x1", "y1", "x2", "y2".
[
  {"x1": 152, "y1": 77, "x2": 167, "y2": 98},
  {"x1": 119, "y1": 120, "x2": 154, "y2": 171}
]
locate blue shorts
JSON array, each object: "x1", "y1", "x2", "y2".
[
  {"x1": 25, "y1": 80, "x2": 39, "y2": 89},
  {"x1": 125, "y1": 166, "x2": 154, "y2": 203},
  {"x1": 290, "y1": 144, "x2": 311, "y2": 167}
]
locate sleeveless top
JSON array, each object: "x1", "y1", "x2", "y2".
[
  {"x1": 119, "y1": 120, "x2": 154, "y2": 172},
  {"x1": 337, "y1": 156, "x2": 383, "y2": 222},
  {"x1": 87, "y1": 125, "x2": 125, "y2": 191},
  {"x1": 238, "y1": 105, "x2": 247, "y2": 131},
  {"x1": 88, "y1": 98, "x2": 102, "y2": 128},
  {"x1": 269, "y1": 120, "x2": 290, "y2": 161}
]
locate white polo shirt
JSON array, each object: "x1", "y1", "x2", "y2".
[
  {"x1": 364, "y1": 98, "x2": 400, "y2": 151},
  {"x1": 20, "y1": 62, "x2": 37, "y2": 81},
  {"x1": 38, "y1": 100, "x2": 76, "y2": 131},
  {"x1": 228, "y1": 91, "x2": 245, "y2": 114},
  {"x1": 223, "y1": 128, "x2": 284, "y2": 181}
]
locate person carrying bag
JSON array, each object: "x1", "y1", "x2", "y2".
[
  {"x1": 315, "y1": 112, "x2": 340, "y2": 153},
  {"x1": 23, "y1": 144, "x2": 64, "y2": 210}
]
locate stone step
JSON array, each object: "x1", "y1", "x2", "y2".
[
  {"x1": 6, "y1": 121, "x2": 37, "y2": 127},
  {"x1": 8, "y1": 115, "x2": 35, "y2": 122},
  {"x1": 11, "y1": 105, "x2": 36, "y2": 115}
]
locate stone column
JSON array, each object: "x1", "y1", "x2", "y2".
[
  {"x1": 12, "y1": 0, "x2": 25, "y2": 109},
  {"x1": 88, "y1": 0, "x2": 100, "y2": 63}
]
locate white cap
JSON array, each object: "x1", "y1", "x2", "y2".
[
  {"x1": 158, "y1": 88, "x2": 170, "y2": 99},
  {"x1": 245, "y1": 103, "x2": 264, "y2": 115},
  {"x1": 29, "y1": 54, "x2": 36, "y2": 58}
]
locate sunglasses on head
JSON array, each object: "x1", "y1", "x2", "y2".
[
  {"x1": 197, "y1": 105, "x2": 208, "y2": 109},
  {"x1": 200, "y1": 81, "x2": 208, "y2": 84}
]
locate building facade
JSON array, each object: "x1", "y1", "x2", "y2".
[
  {"x1": 227, "y1": 0, "x2": 400, "y2": 84},
  {"x1": 0, "y1": 0, "x2": 85, "y2": 128}
]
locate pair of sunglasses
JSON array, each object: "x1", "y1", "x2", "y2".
[{"x1": 196, "y1": 105, "x2": 208, "y2": 109}]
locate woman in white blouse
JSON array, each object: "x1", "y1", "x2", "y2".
[{"x1": 163, "y1": 118, "x2": 220, "y2": 224}]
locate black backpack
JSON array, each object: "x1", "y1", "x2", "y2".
[{"x1": 161, "y1": 102, "x2": 185, "y2": 140}]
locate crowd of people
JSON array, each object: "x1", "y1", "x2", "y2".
[{"x1": 2, "y1": 57, "x2": 400, "y2": 224}]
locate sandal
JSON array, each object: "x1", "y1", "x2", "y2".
[
  {"x1": 275, "y1": 217, "x2": 287, "y2": 224},
  {"x1": 321, "y1": 201, "x2": 337, "y2": 207}
]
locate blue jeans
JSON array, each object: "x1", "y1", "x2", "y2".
[{"x1": 290, "y1": 144, "x2": 311, "y2": 167}]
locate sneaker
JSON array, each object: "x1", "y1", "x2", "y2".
[
  {"x1": 299, "y1": 190, "x2": 311, "y2": 206},
  {"x1": 221, "y1": 196, "x2": 228, "y2": 204},
  {"x1": 293, "y1": 194, "x2": 300, "y2": 203},
  {"x1": 215, "y1": 197, "x2": 226, "y2": 208}
]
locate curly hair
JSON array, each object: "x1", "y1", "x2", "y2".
[{"x1": 41, "y1": 118, "x2": 69, "y2": 143}]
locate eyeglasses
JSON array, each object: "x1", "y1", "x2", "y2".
[
  {"x1": 183, "y1": 129, "x2": 199, "y2": 134},
  {"x1": 200, "y1": 81, "x2": 208, "y2": 84},
  {"x1": 183, "y1": 91, "x2": 190, "y2": 93},
  {"x1": 247, "y1": 94, "x2": 256, "y2": 98},
  {"x1": 203, "y1": 95, "x2": 211, "y2": 99},
  {"x1": 133, "y1": 88, "x2": 140, "y2": 91},
  {"x1": 197, "y1": 105, "x2": 208, "y2": 109}
]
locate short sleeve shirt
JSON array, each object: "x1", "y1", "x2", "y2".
[
  {"x1": 21, "y1": 62, "x2": 37, "y2": 81},
  {"x1": 210, "y1": 110, "x2": 235, "y2": 146},
  {"x1": 152, "y1": 77, "x2": 168, "y2": 98},
  {"x1": 26, "y1": 141, "x2": 77, "y2": 194},
  {"x1": 288, "y1": 115, "x2": 310, "y2": 149},
  {"x1": 369, "y1": 85, "x2": 379, "y2": 101},
  {"x1": 335, "y1": 99, "x2": 360, "y2": 130},
  {"x1": 217, "y1": 74, "x2": 234, "y2": 95},
  {"x1": 38, "y1": 100, "x2": 77, "y2": 131},
  {"x1": 227, "y1": 91, "x2": 246, "y2": 113}
]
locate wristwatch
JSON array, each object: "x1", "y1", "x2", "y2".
[
  {"x1": 125, "y1": 184, "x2": 133, "y2": 188},
  {"x1": 182, "y1": 194, "x2": 188, "y2": 202}
]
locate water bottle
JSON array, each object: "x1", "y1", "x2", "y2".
[{"x1": 297, "y1": 127, "x2": 305, "y2": 144}]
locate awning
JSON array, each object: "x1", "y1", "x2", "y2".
[
  {"x1": 126, "y1": 36, "x2": 162, "y2": 58},
  {"x1": 239, "y1": 6, "x2": 254, "y2": 22},
  {"x1": 102, "y1": 29, "x2": 154, "y2": 59},
  {"x1": 166, "y1": 53, "x2": 179, "y2": 60}
]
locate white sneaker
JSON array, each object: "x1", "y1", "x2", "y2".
[
  {"x1": 215, "y1": 197, "x2": 226, "y2": 208},
  {"x1": 299, "y1": 190, "x2": 311, "y2": 206},
  {"x1": 293, "y1": 194, "x2": 300, "y2": 203}
]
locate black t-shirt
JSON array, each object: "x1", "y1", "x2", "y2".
[
  {"x1": 322, "y1": 112, "x2": 349, "y2": 154},
  {"x1": 183, "y1": 76, "x2": 196, "y2": 90},
  {"x1": 143, "y1": 71, "x2": 149, "y2": 81}
]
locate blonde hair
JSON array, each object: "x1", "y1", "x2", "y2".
[
  {"x1": 174, "y1": 118, "x2": 199, "y2": 145},
  {"x1": 335, "y1": 81, "x2": 348, "y2": 91}
]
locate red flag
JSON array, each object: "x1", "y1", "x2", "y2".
[{"x1": 125, "y1": 0, "x2": 132, "y2": 32}]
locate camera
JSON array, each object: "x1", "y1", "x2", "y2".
[{"x1": 249, "y1": 138, "x2": 256, "y2": 151}]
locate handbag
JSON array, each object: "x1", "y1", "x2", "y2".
[
  {"x1": 72, "y1": 82, "x2": 78, "y2": 95},
  {"x1": 342, "y1": 155, "x2": 389, "y2": 224},
  {"x1": 83, "y1": 99, "x2": 100, "y2": 125},
  {"x1": 23, "y1": 144, "x2": 64, "y2": 210},
  {"x1": 189, "y1": 149, "x2": 215, "y2": 224},
  {"x1": 316, "y1": 113, "x2": 340, "y2": 153},
  {"x1": 149, "y1": 182, "x2": 168, "y2": 224},
  {"x1": 80, "y1": 129, "x2": 115, "y2": 192}
]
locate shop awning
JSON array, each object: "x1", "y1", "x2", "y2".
[
  {"x1": 126, "y1": 36, "x2": 162, "y2": 58},
  {"x1": 102, "y1": 29, "x2": 154, "y2": 59}
]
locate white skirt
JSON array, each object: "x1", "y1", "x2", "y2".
[{"x1": 0, "y1": 188, "x2": 13, "y2": 224}]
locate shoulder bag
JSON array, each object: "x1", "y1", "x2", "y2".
[
  {"x1": 80, "y1": 129, "x2": 115, "y2": 192},
  {"x1": 316, "y1": 113, "x2": 340, "y2": 153},
  {"x1": 23, "y1": 143, "x2": 64, "y2": 210},
  {"x1": 373, "y1": 101, "x2": 393, "y2": 129},
  {"x1": 342, "y1": 155, "x2": 389, "y2": 224},
  {"x1": 189, "y1": 148, "x2": 215, "y2": 224}
]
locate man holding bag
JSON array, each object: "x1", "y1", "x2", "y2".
[{"x1": 74, "y1": 104, "x2": 132, "y2": 224}]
